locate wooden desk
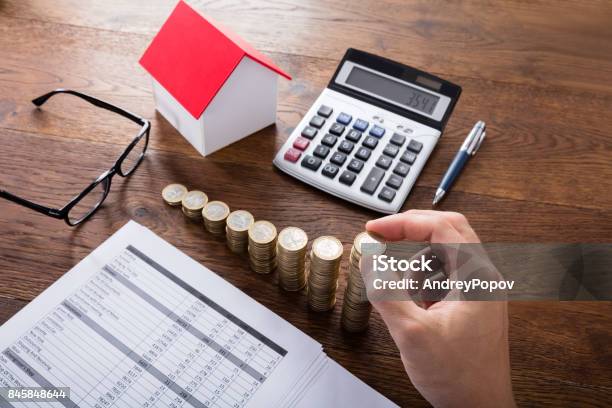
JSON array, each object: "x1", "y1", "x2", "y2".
[{"x1": 1, "y1": 1, "x2": 611, "y2": 405}]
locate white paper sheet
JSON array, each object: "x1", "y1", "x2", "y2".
[{"x1": 0, "y1": 221, "x2": 398, "y2": 408}]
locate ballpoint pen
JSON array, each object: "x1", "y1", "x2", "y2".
[{"x1": 432, "y1": 121, "x2": 486, "y2": 205}]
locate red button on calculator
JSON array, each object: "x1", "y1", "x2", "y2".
[
  {"x1": 293, "y1": 136, "x2": 310, "y2": 150},
  {"x1": 284, "y1": 148, "x2": 302, "y2": 162}
]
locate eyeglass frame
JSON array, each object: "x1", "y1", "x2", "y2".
[{"x1": 0, "y1": 89, "x2": 151, "y2": 226}]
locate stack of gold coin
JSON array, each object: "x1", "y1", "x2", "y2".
[
  {"x1": 307, "y1": 236, "x2": 344, "y2": 311},
  {"x1": 181, "y1": 190, "x2": 208, "y2": 220},
  {"x1": 248, "y1": 221, "x2": 278, "y2": 274},
  {"x1": 162, "y1": 183, "x2": 188, "y2": 207},
  {"x1": 277, "y1": 227, "x2": 308, "y2": 291},
  {"x1": 202, "y1": 201, "x2": 230, "y2": 234},
  {"x1": 341, "y1": 232, "x2": 386, "y2": 332},
  {"x1": 226, "y1": 210, "x2": 254, "y2": 253}
]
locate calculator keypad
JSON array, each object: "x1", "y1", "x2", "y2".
[
  {"x1": 407, "y1": 139, "x2": 423, "y2": 153},
  {"x1": 338, "y1": 140, "x2": 354, "y2": 154},
  {"x1": 301, "y1": 155, "x2": 322, "y2": 170},
  {"x1": 353, "y1": 119, "x2": 369, "y2": 131},
  {"x1": 362, "y1": 136, "x2": 378, "y2": 149},
  {"x1": 369, "y1": 125, "x2": 385, "y2": 138},
  {"x1": 322, "y1": 163, "x2": 340, "y2": 178},
  {"x1": 361, "y1": 167, "x2": 385, "y2": 194},
  {"x1": 339, "y1": 171, "x2": 357, "y2": 186},
  {"x1": 280, "y1": 103, "x2": 428, "y2": 211},
  {"x1": 375, "y1": 155, "x2": 392, "y2": 170},
  {"x1": 346, "y1": 129, "x2": 362, "y2": 142},
  {"x1": 329, "y1": 123, "x2": 345, "y2": 136},
  {"x1": 321, "y1": 134, "x2": 338, "y2": 147},
  {"x1": 383, "y1": 144, "x2": 399, "y2": 158},
  {"x1": 337, "y1": 113, "x2": 352, "y2": 125},
  {"x1": 355, "y1": 147, "x2": 372, "y2": 161},
  {"x1": 313, "y1": 145, "x2": 330, "y2": 158},
  {"x1": 393, "y1": 162, "x2": 410, "y2": 177},
  {"x1": 293, "y1": 137, "x2": 310, "y2": 150},
  {"x1": 310, "y1": 116, "x2": 326, "y2": 128},
  {"x1": 330, "y1": 152, "x2": 347, "y2": 166},
  {"x1": 390, "y1": 133, "x2": 406, "y2": 146},
  {"x1": 317, "y1": 105, "x2": 333, "y2": 118},
  {"x1": 348, "y1": 159, "x2": 364, "y2": 173},
  {"x1": 284, "y1": 148, "x2": 302, "y2": 163},
  {"x1": 400, "y1": 151, "x2": 417, "y2": 165},
  {"x1": 301, "y1": 126, "x2": 318, "y2": 139},
  {"x1": 378, "y1": 186, "x2": 396, "y2": 202}
]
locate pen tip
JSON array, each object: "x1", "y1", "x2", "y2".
[{"x1": 432, "y1": 191, "x2": 444, "y2": 206}]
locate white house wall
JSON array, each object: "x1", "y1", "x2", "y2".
[
  {"x1": 201, "y1": 56, "x2": 278, "y2": 155},
  {"x1": 151, "y1": 77, "x2": 205, "y2": 153}
]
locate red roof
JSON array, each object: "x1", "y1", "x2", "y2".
[{"x1": 139, "y1": 1, "x2": 291, "y2": 119}]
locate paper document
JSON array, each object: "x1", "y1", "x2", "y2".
[{"x1": 0, "y1": 221, "x2": 397, "y2": 407}]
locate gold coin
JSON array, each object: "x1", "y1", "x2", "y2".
[
  {"x1": 248, "y1": 221, "x2": 277, "y2": 244},
  {"x1": 226, "y1": 210, "x2": 254, "y2": 232},
  {"x1": 353, "y1": 231, "x2": 386, "y2": 255},
  {"x1": 162, "y1": 183, "x2": 188, "y2": 206},
  {"x1": 278, "y1": 227, "x2": 308, "y2": 252},
  {"x1": 182, "y1": 190, "x2": 208, "y2": 211},
  {"x1": 203, "y1": 201, "x2": 230, "y2": 221},
  {"x1": 312, "y1": 236, "x2": 343, "y2": 261}
]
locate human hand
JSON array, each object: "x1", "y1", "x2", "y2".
[{"x1": 366, "y1": 210, "x2": 515, "y2": 408}]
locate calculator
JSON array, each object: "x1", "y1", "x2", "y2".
[{"x1": 273, "y1": 49, "x2": 461, "y2": 213}]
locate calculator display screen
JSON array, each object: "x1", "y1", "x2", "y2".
[{"x1": 346, "y1": 66, "x2": 440, "y2": 115}]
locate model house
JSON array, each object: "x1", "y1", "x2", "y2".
[{"x1": 139, "y1": 0, "x2": 291, "y2": 156}]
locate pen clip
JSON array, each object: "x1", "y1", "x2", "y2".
[{"x1": 470, "y1": 131, "x2": 486, "y2": 155}]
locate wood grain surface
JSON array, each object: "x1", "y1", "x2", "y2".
[{"x1": 1, "y1": 1, "x2": 611, "y2": 406}]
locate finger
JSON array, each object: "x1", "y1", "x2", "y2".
[
  {"x1": 366, "y1": 212, "x2": 465, "y2": 243},
  {"x1": 406, "y1": 210, "x2": 480, "y2": 243}
]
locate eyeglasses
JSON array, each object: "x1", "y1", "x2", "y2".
[{"x1": 0, "y1": 89, "x2": 151, "y2": 226}]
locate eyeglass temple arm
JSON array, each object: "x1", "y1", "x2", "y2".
[
  {"x1": 32, "y1": 89, "x2": 148, "y2": 127},
  {"x1": 0, "y1": 189, "x2": 63, "y2": 218}
]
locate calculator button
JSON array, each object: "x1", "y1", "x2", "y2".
[
  {"x1": 376, "y1": 155, "x2": 392, "y2": 170},
  {"x1": 317, "y1": 105, "x2": 333, "y2": 118},
  {"x1": 363, "y1": 136, "x2": 379, "y2": 149},
  {"x1": 355, "y1": 147, "x2": 372, "y2": 161},
  {"x1": 322, "y1": 134, "x2": 338, "y2": 147},
  {"x1": 339, "y1": 171, "x2": 357, "y2": 186},
  {"x1": 393, "y1": 162, "x2": 410, "y2": 177},
  {"x1": 322, "y1": 163, "x2": 340, "y2": 178},
  {"x1": 338, "y1": 140, "x2": 355, "y2": 154},
  {"x1": 309, "y1": 116, "x2": 326, "y2": 129},
  {"x1": 383, "y1": 143, "x2": 399, "y2": 158},
  {"x1": 386, "y1": 174, "x2": 403, "y2": 189},
  {"x1": 378, "y1": 186, "x2": 396, "y2": 202},
  {"x1": 284, "y1": 148, "x2": 302, "y2": 163},
  {"x1": 407, "y1": 139, "x2": 423, "y2": 153},
  {"x1": 400, "y1": 151, "x2": 417, "y2": 164},
  {"x1": 329, "y1": 123, "x2": 346, "y2": 136},
  {"x1": 348, "y1": 158, "x2": 364, "y2": 173},
  {"x1": 361, "y1": 167, "x2": 385, "y2": 195},
  {"x1": 337, "y1": 112, "x2": 352, "y2": 125},
  {"x1": 390, "y1": 133, "x2": 406, "y2": 146},
  {"x1": 353, "y1": 119, "x2": 369, "y2": 131},
  {"x1": 313, "y1": 145, "x2": 330, "y2": 158},
  {"x1": 369, "y1": 125, "x2": 385, "y2": 138},
  {"x1": 301, "y1": 126, "x2": 318, "y2": 139},
  {"x1": 301, "y1": 155, "x2": 322, "y2": 171},
  {"x1": 330, "y1": 151, "x2": 347, "y2": 165},
  {"x1": 346, "y1": 129, "x2": 362, "y2": 142},
  {"x1": 293, "y1": 136, "x2": 310, "y2": 150}
]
